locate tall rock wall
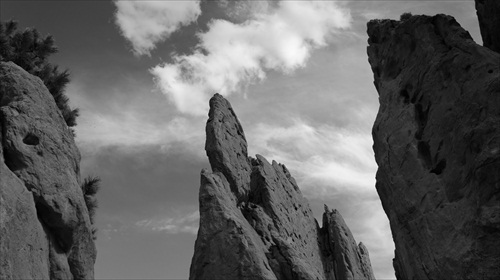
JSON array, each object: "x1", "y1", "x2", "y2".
[
  {"x1": 0, "y1": 62, "x2": 96, "y2": 279},
  {"x1": 367, "y1": 14, "x2": 500, "y2": 279},
  {"x1": 190, "y1": 94, "x2": 375, "y2": 280},
  {"x1": 475, "y1": 0, "x2": 500, "y2": 53}
]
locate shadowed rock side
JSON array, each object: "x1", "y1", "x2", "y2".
[
  {"x1": 0, "y1": 62, "x2": 96, "y2": 279},
  {"x1": 475, "y1": 0, "x2": 500, "y2": 53},
  {"x1": 190, "y1": 94, "x2": 375, "y2": 280},
  {"x1": 367, "y1": 15, "x2": 500, "y2": 279}
]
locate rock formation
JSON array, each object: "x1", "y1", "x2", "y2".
[
  {"x1": 0, "y1": 62, "x2": 96, "y2": 279},
  {"x1": 475, "y1": 0, "x2": 500, "y2": 53},
  {"x1": 368, "y1": 14, "x2": 500, "y2": 279},
  {"x1": 190, "y1": 94, "x2": 374, "y2": 280}
]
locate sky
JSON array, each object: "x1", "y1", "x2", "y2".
[{"x1": 1, "y1": 1, "x2": 482, "y2": 279}]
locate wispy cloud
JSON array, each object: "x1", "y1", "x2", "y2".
[
  {"x1": 151, "y1": 1, "x2": 352, "y2": 115},
  {"x1": 136, "y1": 211, "x2": 200, "y2": 235},
  {"x1": 114, "y1": 0, "x2": 201, "y2": 56},
  {"x1": 217, "y1": 0, "x2": 273, "y2": 22},
  {"x1": 76, "y1": 112, "x2": 204, "y2": 155},
  {"x1": 247, "y1": 119, "x2": 377, "y2": 195},
  {"x1": 66, "y1": 81, "x2": 205, "y2": 155}
]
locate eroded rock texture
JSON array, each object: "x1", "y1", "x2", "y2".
[
  {"x1": 368, "y1": 14, "x2": 500, "y2": 279},
  {"x1": 0, "y1": 62, "x2": 96, "y2": 279},
  {"x1": 475, "y1": 0, "x2": 500, "y2": 53},
  {"x1": 190, "y1": 94, "x2": 374, "y2": 280}
]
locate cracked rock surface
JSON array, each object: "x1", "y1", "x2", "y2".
[
  {"x1": 0, "y1": 62, "x2": 96, "y2": 279},
  {"x1": 367, "y1": 14, "x2": 500, "y2": 279},
  {"x1": 189, "y1": 94, "x2": 374, "y2": 280}
]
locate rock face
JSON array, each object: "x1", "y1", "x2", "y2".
[
  {"x1": 475, "y1": 0, "x2": 500, "y2": 53},
  {"x1": 0, "y1": 62, "x2": 96, "y2": 279},
  {"x1": 190, "y1": 94, "x2": 375, "y2": 280},
  {"x1": 368, "y1": 14, "x2": 500, "y2": 279}
]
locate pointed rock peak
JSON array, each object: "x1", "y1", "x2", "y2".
[
  {"x1": 205, "y1": 93, "x2": 251, "y2": 201},
  {"x1": 324, "y1": 204, "x2": 330, "y2": 213},
  {"x1": 321, "y1": 207, "x2": 376, "y2": 280},
  {"x1": 192, "y1": 92, "x2": 376, "y2": 280}
]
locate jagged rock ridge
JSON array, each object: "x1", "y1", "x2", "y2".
[
  {"x1": 0, "y1": 62, "x2": 96, "y2": 279},
  {"x1": 367, "y1": 14, "x2": 500, "y2": 279},
  {"x1": 190, "y1": 94, "x2": 375, "y2": 280}
]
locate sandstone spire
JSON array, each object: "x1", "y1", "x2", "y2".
[{"x1": 190, "y1": 93, "x2": 375, "y2": 280}]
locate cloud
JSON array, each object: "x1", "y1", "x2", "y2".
[
  {"x1": 136, "y1": 211, "x2": 200, "y2": 235},
  {"x1": 217, "y1": 0, "x2": 273, "y2": 22},
  {"x1": 151, "y1": 1, "x2": 352, "y2": 115},
  {"x1": 75, "y1": 111, "x2": 205, "y2": 156},
  {"x1": 65, "y1": 77, "x2": 205, "y2": 155},
  {"x1": 114, "y1": 0, "x2": 201, "y2": 56},
  {"x1": 246, "y1": 119, "x2": 377, "y2": 196}
]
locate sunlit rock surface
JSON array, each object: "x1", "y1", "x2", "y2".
[
  {"x1": 0, "y1": 62, "x2": 96, "y2": 279},
  {"x1": 190, "y1": 93, "x2": 375, "y2": 280},
  {"x1": 368, "y1": 14, "x2": 500, "y2": 279}
]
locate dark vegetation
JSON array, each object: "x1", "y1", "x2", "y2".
[
  {"x1": 81, "y1": 176, "x2": 101, "y2": 239},
  {"x1": 0, "y1": 20, "x2": 79, "y2": 127},
  {"x1": 400, "y1": 12, "x2": 413, "y2": 21}
]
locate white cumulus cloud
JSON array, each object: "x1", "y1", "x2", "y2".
[
  {"x1": 114, "y1": 0, "x2": 201, "y2": 56},
  {"x1": 151, "y1": 1, "x2": 352, "y2": 115}
]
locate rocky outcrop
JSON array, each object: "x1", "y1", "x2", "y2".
[
  {"x1": 475, "y1": 0, "x2": 500, "y2": 53},
  {"x1": 0, "y1": 62, "x2": 96, "y2": 279},
  {"x1": 190, "y1": 94, "x2": 374, "y2": 280},
  {"x1": 368, "y1": 14, "x2": 500, "y2": 279}
]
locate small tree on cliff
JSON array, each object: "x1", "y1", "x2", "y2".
[
  {"x1": 81, "y1": 176, "x2": 101, "y2": 240},
  {"x1": 0, "y1": 20, "x2": 79, "y2": 127},
  {"x1": 400, "y1": 12, "x2": 413, "y2": 21}
]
